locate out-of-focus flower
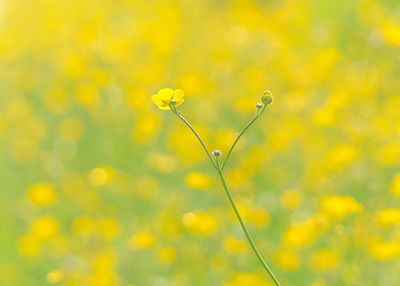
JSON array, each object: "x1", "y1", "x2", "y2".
[
  {"x1": 223, "y1": 236, "x2": 248, "y2": 254},
  {"x1": 248, "y1": 208, "x2": 270, "y2": 228},
  {"x1": 274, "y1": 248, "x2": 300, "y2": 271},
  {"x1": 133, "y1": 112, "x2": 161, "y2": 144},
  {"x1": 390, "y1": 173, "x2": 400, "y2": 197},
  {"x1": 369, "y1": 240, "x2": 400, "y2": 261},
  {"x1": 283, "y1": 223, "x2": 318, "y2": 248},
  {"x1": 182, "y1": 211, "x2": 218, "y2": 236},
  {"x1": 128, "y1": 231, "x2": 156, "y2": 250},
  {"x1": 280, "y1": 189, "x2": 302, "y2": 210},
  {"x1": 185, "y1": 172, "x2": 213, "y2": 190},
  {"x1": 98, "y1": 218, "x2": 121, "y2": 240},
  {"x1": 157, "y1": 247, "x2": 177, "y2": 263},
  {"x1": 30, "y1": 216, "x2": 60, "y2": 239},
  {"x1": 326, "y1": 144, "x2": 359, "y2": 170},
  {"x1": 27, "y1": 183, "x2": 57, "y2": 207},
  {"x1": 46, "y1": 269, "x2": 65, "y2": 284},
  {"x1": 223, "y1": 272, "x2": 269, "y2": 286},
  {"x1": 18, "y1": 234, "x2": 42, "y2": 257},
  {"x1": 72, "y1": 216, "x2": 96, "y2": 237},
  {"x1": 151, "y1": 88, "x2": 184, "y2": 110},
  {"x1": 89, "y1": 166, "x2": 114, "y2": 186},
  {"x1": 320, "y1": 195, "x2": 363, "y2": 219},
  {"x1": 309, "y1": 249, "x2": 340, "y2": 272},
  {"x1": 311, "y1": 279, "x2": 327, "y2": 286},
  {"x1": 375, "y1": 208, "x2": 400, "y2": 227}
]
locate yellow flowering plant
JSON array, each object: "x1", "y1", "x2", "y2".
[
  {"x1": 152, "y1": 89, "x2": 280, "y2": 285},
  {"x1": 151, "y1": 88, "x2": 185, "y2": 110}
]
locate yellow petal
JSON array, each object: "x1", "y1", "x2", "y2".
[
  {"x1": 175, "y1": 98, "x2": 184, "y2": 107},
  {"x1": 151, "y1": 94, "x2": 163, "y2": 106},
  {"x1": 173, "y1": 89, "x2": 184, "y2": 102},
  {"x1": 159, "y1": 103, "x2": 171, "y2": 110},
  {"x1": 158, "y1": 88, "x2": 174, "y2": 101}
]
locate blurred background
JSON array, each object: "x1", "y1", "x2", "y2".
[{"x1": 1, "y1": 0, "x2": 400, "y2": 285}]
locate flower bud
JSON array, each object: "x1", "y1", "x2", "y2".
[
  {"x1": 255, "y1": 103, "x2": 263, "y2": 109},
  {"x1": 261, "y1": 90, "x2": 273, "y2": 105},
  {"x1": 170, "y1": 99, "x2": 177, "y2": 106},
  {"x1": 212, "y1": 150, "x2": 222, "y2": 157}
]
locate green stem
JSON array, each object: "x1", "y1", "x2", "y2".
[
  {"x1": 170, "y1": 103, "x2": 280, "y2": 285},
  {"x1": 221, "y1": 104, "x2": 266, "y2": 170},
  {"x1": 170, "y1": 105, "x2": 218, "y2": 171},
  {"x1": 217, "y1": 169, "x2": 281, "y2": 286}
]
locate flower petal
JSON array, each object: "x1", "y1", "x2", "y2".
[
  {"x1": 173, "y1": 89, "x2": 184, "y2": 102},
  {"x1": 158, "y1": 88, "x2": 174, "y2": 101},
  {"x1": 175, "y1": 98, "x2": 184, "y2": 107},
  {"x1": 158, "y1": 103, "x2": 171, "y2": 110},
  {"x1": 151, "y1": 94, "x2": 163, "y2": 106}
]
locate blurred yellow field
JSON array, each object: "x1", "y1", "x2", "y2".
[{"x1": 0, "y1": 0, "x2": 400, "y2": 285}]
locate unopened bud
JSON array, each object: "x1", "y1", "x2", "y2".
[
  {"x1": 170, "y1": 99, "x2": 177, "y2": 105},
  {"x1": 261, "y1": 90, "x2": 273, "y2": 105},
  {"x1": 212, "y1": 150, "x2": 222, "y2": 157},
  {"x1": 255, "y1": 103, "x2": 263, "y2": 109}
]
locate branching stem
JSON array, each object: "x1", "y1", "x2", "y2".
[
  {"x1": 221, "y1": 104, "x2": 266, "y2": 170},
  {"x1": 169, "y1": 102, "x2": 280, "y2": 286},
  {"x1": 169, "y1": 104, "x2": 218, "y2": 171}
]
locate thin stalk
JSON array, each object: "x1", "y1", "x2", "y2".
[
  {"x1": 216, "y1": 169, "x2": 281, "y2": 286},
  {"x1": 169, "y1": 105, "x2": 218, "y2": 171},
  {"x1": 170, "y1": 103, "x2": 280, "y2": 285},
  {"x1": 221, "y1": 104, "x2": 266, "y2": 170}
]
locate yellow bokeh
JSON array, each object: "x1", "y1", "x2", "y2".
[
  {"x1": 369, "y1": 240, "x2": 400, "y2": 261},
  {"x1": 280, "y1": 189, "x2": 302, "y2": 210},
  {"x1": 46, "y1": 269, "x2": 65, "y2": 284},
  {"x1": 128, "y1": 231, "x2": 156, "y2": 250},
  {"x1": 18, "y1": 234, "x2": 42, "y2": 257},
  {"x1": 157, "y1": 247, "x2": 177, "y2": 263},
  {"x1": 72, "y1": 216, "x2": 96, "y2": 237},
  {"x1": 274, "y1": 248, "x2": 300, "y2": 271},
  {"x1": 182, "y1": 211, "x2": 219, "y2": 236},
  {"x1": 30, "y1": 216, "x2": 60, "y2": 239},
  {"x1": 27, "y1": 183, "x2": 57, "y2": 207},
  {"x1": 224, "y1": 236, "x2": 248, "y2": 254},
  {"x1": 390, "y1": 173, "x2": 400, "y2": 197},
  {"x1": 375, "y1": 208, "x2": 400, "y2": 227},
  {"x1": 185, "y1": 171, "x2": 214, "y2": 190},
  {"x1": 89, "y1": 166, "x2": 114, "y2": 186},
  {"x1": 1, "y1": 0, "x2": 400, "y2": 284},
  {"x1": 309, "y1": 249, "x2": 340, "y2": 272},
  {"x1": 320, "y1": 195, "x2": 363, "y2": 219},
  {"x1": 98, "y1": 218, "x2": 121, "y2": 240}
]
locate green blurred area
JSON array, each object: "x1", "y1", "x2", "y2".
[{"x1": 1, "y1": 0, "x2": 400, "y2": 285}]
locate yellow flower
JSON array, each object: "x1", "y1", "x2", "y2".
[{"x1": 151, "y1": 88, "x2": 184, "y2": 110}]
